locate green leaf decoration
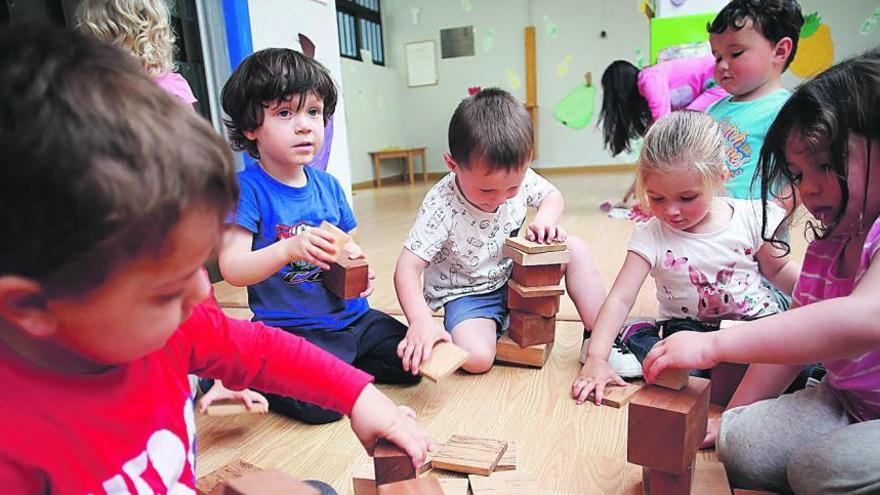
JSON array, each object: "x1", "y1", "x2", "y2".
[
  {"x1": 801, "y1": 12, "x2": 821, "y2": 38},
  {"x1": 554, "y1": 84, "x2": 595, "y2": 129}
]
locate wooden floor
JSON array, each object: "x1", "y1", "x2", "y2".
[{"x1": 200, "y1": 171, "x2": 807, "y2": 493}]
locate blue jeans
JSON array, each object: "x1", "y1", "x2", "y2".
[
  {"x1": 442, "y1": 285, "x2": 508, "y2": 336},
  {"x1": 624, "y1": 318, "x2": 719, "y2": 377}
]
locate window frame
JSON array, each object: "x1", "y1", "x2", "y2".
[{"x1": 335, "y1": 0, "x2": 384, "y2": 66}]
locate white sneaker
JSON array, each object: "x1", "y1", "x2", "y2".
[{"x1": 579, "y1": 335, "x2": 643, "y2": 379}]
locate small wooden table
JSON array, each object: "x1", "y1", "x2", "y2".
[{"x1": 368, "y1": 147, "x2": 427, "y2": 188}]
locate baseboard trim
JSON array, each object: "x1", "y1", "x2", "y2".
[{"x1": 533, "y1": 163, "x2": 636, "y2": 175}]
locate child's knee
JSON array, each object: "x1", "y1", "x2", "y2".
[{"x1": 461, "y1": 348, "x2": 495, "y2": 374}]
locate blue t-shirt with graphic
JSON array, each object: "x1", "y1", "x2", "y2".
[
  {"x1": 235, "y1": 164, "x2": 368, "y2": 330},
  {"x1": 708, "y1": 88, "x2": 789, "y2": 200}
]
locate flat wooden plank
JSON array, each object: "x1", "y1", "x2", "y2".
[
  {"x1": 504, "y1": 237, "x2": 566, "y2": 254},
  {"x1": 430, "y1": 435, "x2": 508, "y2": 476},
  {"x1": 222, "y1": 470, "x2": 319, "y2": 495},
  {"x1": 419, "y1": 342, "x2": 469, "y2": 383},
  {"x1": 469, "y1": 470, "x2": 539, "y2": 494},
  {"x1": 495, "y1": 333, "x2": 552, "y2": 368},
  {"x1": 586, "y1": 382, "x2": 643, "y2": 408},
  {"x1": 495, "y1": 441, "x2": 517, "y2": 471},
  {"x1": 205, "y1": 400, "x2": 268, "y2": 417},
  {"x1": 377, "y1": 477, "x2": 444, "y2": 495},
  {"x1": 318, "y1": 220, "x2": 350, "y2": 257},
  {"x1": 197, "y1": 459, "x2": 262, "y2": 495},
  {"x1": 503, "y1": 244, "x2": 571, "y2": 266},
  {"x1": 653, "y1": 368, "x2": 689, "y2": 390},
  {"x1": 508, "y1": 279, "x2": 565, "y2": 298},
  {"x1": 692, "y1": 459, "x2": 733, "y2": 494}
]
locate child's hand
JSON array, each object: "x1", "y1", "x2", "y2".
[
  {"x1": 525, "y1": 221, "x2": 567, "y2": 244},
  {"x1": 284, "y1": 226, "x2": 339, "y2": 270},
  {"x1": 571, "y1": 357, "x2": 627, "y2": 405},
  {"x1": 642, "y1": 331, "x2": 720, "y2": 384},
  {"x1": 349, "y1": 384, "x2": 434, "y2": 469},
  {"x1": 702, "y1": 417, "x2": 721, "y2": 449},
  {"x1": 397, "y1": 318, "x2": 451, "y2": 375},
  {"x1": 344, "y1": 244, "x2": 375, "y2": 298},
  {"x1": 197, "y1": 380, "x2": 269, "y2": 414}
]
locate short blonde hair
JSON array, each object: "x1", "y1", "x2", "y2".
[
  {"x1": 76, "y1": 0, "x2": 176, "y2": 77},
  {"x1": 635, "y1": 110, "x2": 727, "y2": 205}
]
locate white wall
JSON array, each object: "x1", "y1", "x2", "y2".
[{"x1": 247, "y1": 0, "x2": 353, "y2": 198}]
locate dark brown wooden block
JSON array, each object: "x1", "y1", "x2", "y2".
[
  {"x1": 508, "y1": 310, "x2": 556, "y2": 346},
  {"x1": 323, "y1": 256, "x2": 369, "y2": 299},
  {"x1": 495, "y1": 332, "x2": 552, "y2": 368},
  {"x1": 197, "y1": 459, "x2": 261, "y2": 495},
  {"x1": 507, "y1": 279, "x2": 564, "y2": 297},
  {"x1": 627, "y1": 377, "x2": 711, "y2": 474},
  {"x1": 377, "y1": 477, "x2": 444, "y2": 495},
  {"x1": 511, "y1": 263, "x2": 564, "y2": 287},
  {"x1": 507, "y1": 288, "x2": 560, "y2": 317},
  {"x1": 374, "y1": 439, "x2": 416, "y2": 486},
  {"x1": 221, "y1": 470, "x2": 319, "y2": 495},
  {"x1": 643, "y1": 463, "x2": 694, "y2": 495},
  {"x1": 710, "y1": 362, "x2": 749, "y2": 407}
]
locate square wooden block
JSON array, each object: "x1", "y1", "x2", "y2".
[
  {"x1": 511, "y1": 263, "x2": 564, "y2": 287},
  {"x1": 419, "y1": 342, "x2": 469, "y2": 382},
  {"x1": 205, "y1": 400, "x2": 268, "y2": 417},
  {"x1": 508, "y1": 310, "x2": 556, "y2": 347},
  {"x1": 504, "y1": 236, "x2": 566, "y2": 254},
  {"x1": 377, "y1": 477, "x2": 444, "y2": 495},
  {"x1": 495, "y1": 332, "x2": 553, "y2": 368},
  {"x1": 221, "y1": 470, "x2": 319, "y2": 495},
  {"x1": 197, "y1": 459, "x2": 262, "y2": 495},
  {"x1": 643, "y1": 463, "x2": 694, "y2": 495},
  {"x1": 503, "y1": 243, "x2": 571, "y2": 266},
  {"x1": 507, "y1": 279, "x2": 565, "y2": 298},
  {"x1": 710, "y1": 362, "x2": 749, "y2": 407},
  {"x1": 430, "y1": 435, "x2": 508, "y2": 476},
  {"x1": 323, "y1": 256, "x2": 369, "y2": 300},
  {"x1": 374, "y1": 439, "x2": 416, "y2": 486},
  {"x1": 507, "y1": 289, "x2": 560, "y2": 318},
  {"x1": 352, "y1": 459, "x2": 432, "y2": 495},
  {"x1": 627, "y1": 377, "x2": 710, "y2": 474}
]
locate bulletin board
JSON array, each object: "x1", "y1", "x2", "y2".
[{"x1": 405, "y1": 40, "x2": 438, "y2": 87}]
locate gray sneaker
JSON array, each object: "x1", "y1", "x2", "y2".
[{"x1": 579, "y1": 334, "x2": 643, "y2": 379}]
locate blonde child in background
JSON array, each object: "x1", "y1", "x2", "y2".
[
  {"x1": 395, "y1": 88, "x2": 607, "y2": 374},
  {"x1": 644, "y1": 52, "x2": 880, "y2": 495},
  {"x1": 76, "y1": 0, "x2": 198, "y2": 107},
  {"x1": 572, "y1": 111, "x2": 798, "y2": 405},
  {"x1": 0, "y1": 24, "x2": 431, "y2": 492}
]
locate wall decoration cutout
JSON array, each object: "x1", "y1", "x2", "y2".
[
  {"x1": 482, "y1": 28, "x2": 495, "y2": 53},
  {"x1": 460, "y1": 0, "x2": 472, "y2": 12},
  {"x1": 790, "y1": 12, "x2": 834, "y2": 78},
  {"x1": 542, "y1": 15, "x2": 559, "y2": 39},
  {"x1": 634, "y1": 47, "x2": 645, "y2": 69},
  {"x1": 860, "y1": 7, "x2": 880, "y2": 34},
  {"x1": 557, "y1": 54, "x2": 572, "y2": 77},
  {"x1": 554, "y1": 74, "x2": 595, "y2": 129},
  {"x1": 506, "y1": 69, "x2": 522, "y2": 90},
  {"x1": 410, "y1": 8, "x2": 420, "y2": 25}
]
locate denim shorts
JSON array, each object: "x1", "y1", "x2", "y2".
[{"x1": 442, "y1": 285, "x2": 508, "y2": 336}]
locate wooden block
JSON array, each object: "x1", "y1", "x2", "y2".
[
  {"x1": 504, "y1": 236, "x2": 567, "y2": 254},
  {"x1": 508, "y1": 310, "x2": 556, "y2": 347},
  {"x1": 507, "y1": 279, "x2": 565, "y2": 298},
  {"x1": 468, "y1": 470, "x2": 539, "y2": 494},
  {"x1": 653, "y1": 368, "x2": 689, "y2": 390},
  {"x1": 710, "y1": 362, "x2": 749, "y2": 407},
  {"x1": 495, "y1": 441, "x2": 517, "y2": 471},
  {"x1": 642, "y1": 463, "x2": 694, "y2": 495},
  {"x1": 511, "y1": 263, "x2": 564, "y2": 287},
  {"x1": 692, "y1": 459, "x2": 733, "y2": 495},
  {"x1": 495, "y1": 333, "x2": 553, "y2": 368},
  {"x1": 430, "y1": 435, "x2": 508, "y2": 476},
  {"x1": 204, "y1": 400, "x2": 269, "y2": 417},
  {"x1": 377, "y1": 477, "x2": 444, "y2": 495},
  {"x1": 586, "y1": 382, "x2": 643, "y2": 408},
  {"x1": 507, "y1": 289, "x2": 560, "y2": 317},
  {"x1": 221, "y1": 470, "x2": 319, "y2": 495},
  {"x1": 438, "y1": 478, "x2": 469, "y2": 495},
  {"x1": 374, "y1": 439, "x2": 417, "y2": 486},
  {"x1": 503, "y1": 243, "x2": 571, "y2": 266},
  {"x1": 323, "y1": 256, "x2": 369, "y2": 299},
  {"x1": 353, "y1": 460, "x2": 432, "y2": 495},
  {"x1": 197, "y1": 459, "x2": 262, "y2": 495},
  {"x1": 627, "y1": 377, "x2": 711, "y2": 474},
  {"x1": 318, "y1": 220, "x2": 350, "y2": 256},
  {"x1": 419, "y1": 342, "x2": 469, "y2": 382}
]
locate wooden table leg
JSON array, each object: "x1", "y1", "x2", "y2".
[
  {"x1": 420, "y1": 150, "x2": 428, "y2": 182},
  {"x1": 372, "y1": 155, "x2": 382, "y2": 188},
  {"x1": 406, "y1": 152, "x2": 415, "y2": 184}
]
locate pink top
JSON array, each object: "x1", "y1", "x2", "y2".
[
  {"x1": 792, "y1": 218, "x2": 880, "y2": 421},
  {"x1": 637, "y1": 54, "x2": 722, "y2": 121},
  {"x1": 153, "y1": 72, "x2": 197, "y2": 105}
]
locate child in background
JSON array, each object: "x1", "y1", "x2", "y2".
[
  {"x1": 218, "y1": 48, "x2": 419, "y2": 425},
  {"x1": 395, "y1": 88, "x2": 607, "y2": 374},
  {"x1": 644, "y1": 52, "x2": 880, "y2": 495},
  {"x1": 76, "y1": 0, "x2": 197, "y2": 107},
  {"x1": 707, "y1": 0, "x2": 804, "y2": 200},
  {"x1": 572, "y1": 111, "x2": 798, "y2": 404},
  {"x1": 0, "y1": 24, "x2": 431, "y2": 493}
]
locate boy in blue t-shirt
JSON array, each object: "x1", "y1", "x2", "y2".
[
  {"x1": 217, "y1": 48, "x2": 419, "y2": 424},
  {"x1": 706, "y1": 0, "x2": 804, "y2": 200}
]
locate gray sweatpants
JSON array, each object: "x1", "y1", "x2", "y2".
[{"x1": 717, "y1": 379, "x2": 880, "y2": 494}]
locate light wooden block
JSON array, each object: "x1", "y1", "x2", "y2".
[
  {"x1": 318, "y1": 220, "x2": 350, "y2": 257},
  {"x1": 495, "y1": 441, "x2": 516, "y2": 471},
  {"x1": 221, "y1": 470, "x2": 319, "y2": 495},
  {"x1": 642, "y1": 463, "x2": 694, "y2": 495},
  {"x1": 323, "y1": 256, "x2": 369, "y2": 299},
  {"x1": 511, "y1": 263, "x2": 564, "y2": 287},
  {"x1": 710, "y1": 362, "x2": 748, "y2": 407},
  {"x1": 507, "y1": 279, "x2": 565, "y2": 298},
  {"x1": 507, "y1": 289, "x2": 560, "y2": 317},
  {"x1": 468, "y1": 470, "x2": 539, "y2": 494},
  {"x1": 627, "y1": 377, "x2": 711, "y2": 474},
  {"x1": 204, "y1": 400, "x2": 269, "y2": 417},
  {"x1": 197, "y1": 459, "x2": 262, "y2": 495},
  {"x1": 377, "y1": 477, "x2": 444, "y2": 495},
  {"x1": 374, "y1": 439, "x2": 417, "y2": 486},
  {"x1": 653, "y1": 368, "x2": 689, "y2": 390},
  {"x1": 495, "y1": 333, "x2": 553, "y2": 368},
  {"x1": 419, "y1": 342, "x2": 469, "y2": 382},
  {"x1": 503, "y1": 243, "x2": 571, "y2": 266},
  {"x1": 504, "y1": 236, "x2": 567, "y2": 254},
  {"x1": 508, "y1": 310, "x2": 556, "y2": 347},
  {"x1": 430, "y1": 435, "x2": 508, "y2": 476},
  {"x1": 692, "y1": 459, "x2": 733, "y2": 494},
  {"x1": 437, "y1": 478, "x2": 469, "y2": 495},
  {"x1": 586, "y1": 382, "x2": 643, "y2": 408}
]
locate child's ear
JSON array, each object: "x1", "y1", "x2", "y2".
[
  {"x1": 242, "y1": 129, "x2": 258, "y2": 141},
  {"x1": 443, "y1": 152, "x2": 460, "y2": 173},
  {"x1": 0, "y1": 276, "x2": 57, "y2": 338},
  {"x1": 773, "y1": 37, "x2": 794, "y2": 66}
]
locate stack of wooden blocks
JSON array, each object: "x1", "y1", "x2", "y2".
[{"x1": 497, "y1": 237, "x2": 570, "y2": 368}]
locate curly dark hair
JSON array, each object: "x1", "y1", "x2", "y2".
[{"x1": 708, "y1": 0, "x2": 804, "y2": 70}]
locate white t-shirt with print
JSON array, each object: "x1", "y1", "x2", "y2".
[
  {"x1": 628, "y1": 198, "x2": 786, "y2": 321},
  {"x1": 405, "y1": 168, "x2": 555, "y2": 310}
]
